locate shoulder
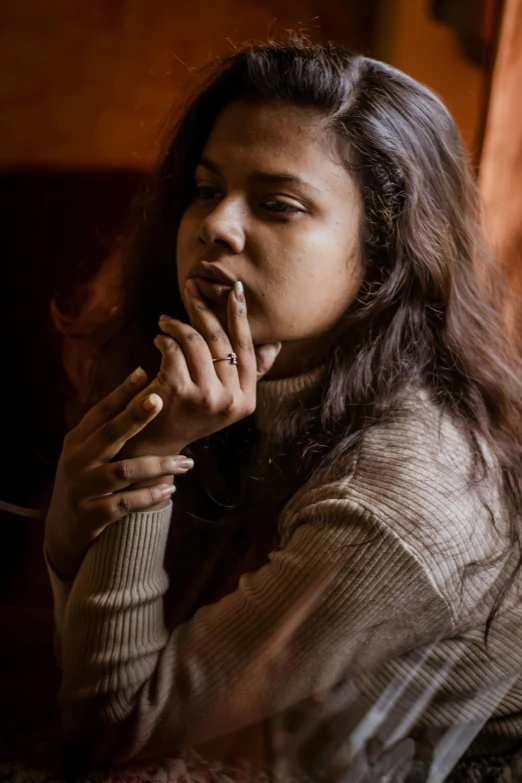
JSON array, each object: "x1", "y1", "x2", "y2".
[
  {"x1": 353, "y1": 387, "x2": 504, "y2": 536},
  {"x1": 280, "y1": 387, "x2": 508, "y2": 623}
]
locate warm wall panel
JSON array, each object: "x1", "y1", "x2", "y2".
[
  {"x1": 0, "y1": 0, "x2": 376, "y2": 169},
  {"x1": 479, "y1": 0, "x2": 522, "y2": 300}
]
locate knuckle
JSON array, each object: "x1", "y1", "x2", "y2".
[
  {"x1": 158, "y1": 457, "x2": 172, "y2": 474},
  {"x1": 154, "y1": 378, "x2": 179, "y2": 402},
  {"x1": 185, "y1": 330, "x2": 204, "y2": 344},
  {"x1": 199, "y1": 391, "x2": 216, "y2": 411},
  {"x1": 207, "y1": 331, "x2": 228, "y2": 346},
  {"x1": 155, "y1": 371, "x2": 182, "y2": 397},
  {"x1": 222, "y1": 392, "x2": 237, "y2": 415},
  {"x1": 99, "y1": 420, "x2": 118, "y2": 444},
  {"x1": 241, "y1": 402, "x2": 255, "y2": 417},
  {"x1": 113, "y1": 493, "x2": 132, "y2": 516},
  {"x1": 128, "y1": 400, "x2": 147, "y2": 423},
  {"x1": 237, "y1": 337, "x2": 254, "y2": 353},
  {"x1": 113, "y1": 460, "x2": 132, "y2": 483},
  {"x1": 97, "y1": 399, "x2": 115, "y2": 419},
  {"x1": 163, "y1": 337, "x2": 180, "y2": 353}
]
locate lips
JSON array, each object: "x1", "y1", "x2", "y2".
[
  {"x1": 193, "y1": 277, "x2": 233, "y2": 302},
  {"x1": 188, "y1": 260, "x2": 237, "y2": 303},
  {"x1": 189, "y1": 261, "x2": 236, "y2": 287}
]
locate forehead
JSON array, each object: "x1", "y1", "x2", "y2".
[
  {"x1": 207, "y1": 100, "x2": 327, "y2": 148},
  {"x1": 201, "y1": 100, "x2": 356, "y2": 198}
]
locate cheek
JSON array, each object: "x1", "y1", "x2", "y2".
[
  {"x1": 252, "y1": 226, "x2": 361, "y2": 335},
  {"x1": 266, "y1": 226, "x2": 358, "y2": 301}
]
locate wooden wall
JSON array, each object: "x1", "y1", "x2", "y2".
[
  {"x1": 375, "y1": 0, "x2": 485, "y2": 151},
  {"x1": 0, "y1": 0, "x2": 378, "y2": 169},
  {"x1": 479, "y1": 0, "x2": 522, "y2": 306}
]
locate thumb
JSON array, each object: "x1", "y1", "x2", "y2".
[{"x1": 255, "y1": 342, "x2": 282, "y2": 380}]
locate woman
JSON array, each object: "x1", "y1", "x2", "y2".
[{"x1": 44, "y1": 41, "x2": 522, "y2": 782}]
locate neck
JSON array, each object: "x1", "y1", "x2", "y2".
[{"x1": 262, "y1": 330, "x2": 337, "y2": 381}]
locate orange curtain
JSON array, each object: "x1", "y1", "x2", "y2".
[{"x1": 479, "y1": 0, "x2": 522, "y2": 312}]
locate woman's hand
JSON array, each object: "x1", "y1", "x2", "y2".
[
  {"x1": 44, "y1": 368, "x2": 193, "y2": 582},
  {"x1": 120, "y1": 280, "x2": 281, "y2": 459}
]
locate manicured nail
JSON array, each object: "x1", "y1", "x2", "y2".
[
  {"x1": 234, "y1": 281, "x2": 245, "y2": 303},
  {"x1": 177, "y1": 457, "x2": 195, "y2": 470},
  {"x1": 158, "y1": 483, "x2": 176, "y2": 496},
  {"x1": 275, "y1": 342, "x2": 282, "y2": 357},
  {"x1": 143, "y1": 393, "x2": 162, "y2": 411},
  {"x1": 128, "y1": 366, "x2": 146, "y2": 383},
  {"x1": 185, "y1": 278, "x2": 199, "y2": 294}
]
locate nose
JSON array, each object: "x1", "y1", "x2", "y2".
[{"x1": 197, "y1": 197, "x2": 245, "y2": 255}]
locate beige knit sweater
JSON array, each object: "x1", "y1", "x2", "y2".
[{"x1": 44, "y1": 366, "x2": 522, "y2": 775}]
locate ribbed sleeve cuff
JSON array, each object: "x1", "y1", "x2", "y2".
[{"x1": 70, "y1": 502, "x2": 173, "y2": 601}]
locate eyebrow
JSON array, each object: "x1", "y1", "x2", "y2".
[{"x1": 197, "y1": 157, "x2": 321, "y2": 195}]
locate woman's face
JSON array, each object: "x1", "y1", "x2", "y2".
[{"x1": 176, "y1": 100, "x2": 364, "y2": 378}]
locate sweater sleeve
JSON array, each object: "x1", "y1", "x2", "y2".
[{"x1": 55, "y1": 492, "x2": 453, "y2": 766}]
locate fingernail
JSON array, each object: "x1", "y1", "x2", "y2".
[
  {"x1": 185, "y1": 278, "x2": 199, "y2": 294},
  {"x1": 275, "y1": 342, "x2": 282, "y2": 357},
  {"x1": 158, "y1": 483, "x2": 176, "y2": 496},
  {"x1": 234, "y1": 281, "x2": 245, "y2": 303},
  {"x1": 143, "y1": 393, "x2": 162, "y2": 411},
  {"x1": 128, "y1": 366, "x2": 146, "y2": 383},
  {"x1": 177, "y1": 457, "x2": 195, "y2": 470}
]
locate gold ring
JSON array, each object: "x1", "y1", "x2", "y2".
[{"x1": 212, "y1": 352, "x2": 238, "y2": 366}]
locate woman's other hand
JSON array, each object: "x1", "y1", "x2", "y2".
[
  {"x1": 119, "y1": 280, "x2": 281, "y2": 459},
  {"x1": 44, "y1": 368, "x2": 192, "y2": 581}
]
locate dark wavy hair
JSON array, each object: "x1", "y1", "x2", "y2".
[{"x1": 53, "y1": 39, "x2": 522, "y2": 622}]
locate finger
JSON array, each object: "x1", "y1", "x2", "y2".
[
  {"x1": 225, "y1": 281, "x2": 257, "y2": 391},
  {"x1": 81, "y1": 391, "x2": 164, "y2": 466},
  {"x1": 153, "y1": 333, "x2": 192, "y2": 387},
  {"x1": 157, "y1": 315, "x2": 215, "y2": 386},
  {"x1": 80, "y1": 455, "x2": 194, "y2": 497},
  {"x1": 254, "y1": 342, "x2": 282, "y2": 380},
  {"x1": 226, "y1": 282, "x2": 282, "y2": 385},
  {"x1": 72, "y1": 367, "x2": 149, "y2": 443},
  {"x1": 81, "y1": 483, "x2": 176, "y2": 532},
  {"x1": 182, "y1": 278, "x2": 236, "y2": 385}
]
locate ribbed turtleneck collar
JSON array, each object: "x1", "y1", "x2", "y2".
[{"x1": 255, "y1": 363, "x2": 327, "y2": 435}]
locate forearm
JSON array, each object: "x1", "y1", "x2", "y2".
[
  {"x1": 58, "y1": 503, "x2": 173, "y2": 752},
  {"x1": 56, "y1": 495, "x2": 452, "y2": 766}
]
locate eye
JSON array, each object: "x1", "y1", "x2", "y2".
[
  {"x1": 263, "y1": 199, "x2": 302, "y2": 215},
  {"x1": 194, "y1": 185, "x2": 219, "y2": 201}
]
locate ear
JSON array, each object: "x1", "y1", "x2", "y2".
[{"x1": 255, "y1": 342, "x2": 282, "y2": 380}]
